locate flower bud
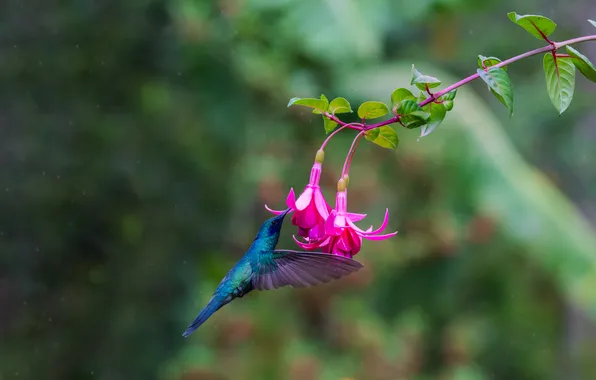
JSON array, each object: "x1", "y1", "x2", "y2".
[
  {"x1": 315, "y1": 149, "x2": 325, "y2": 164},
  {"x1": 337, "y1": 178, "x2": 346, "y2": 192},
  {"x1": 343, "y1": 174, "x2": 350, "y2": 188}
]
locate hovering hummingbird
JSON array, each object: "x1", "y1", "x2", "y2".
[{"x1": 182, "y1": 208, "x2": 363, "y2": 337}]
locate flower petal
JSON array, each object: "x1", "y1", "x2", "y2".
[
  {"x1": 361, "y1": 231, "x2": 398, "y2": 240},
  {"x1": 365, "y1": 208, "x2": 391, "y2": 235},
  {"x1": 327, "y1": 231, "x2": 360, "y2": 258},
  {"x1": 331, "y1": 240, "x2": 345, "y2": 256},
  {"x1": 314, "y1": 190, "x2": 330, "y2": 219},
  {"x1": 348, "y1": 228, "x2": 362, "y2": 255},
  {"x1": 346, "y1": 217, "x2": 368, "y2": 234},
  {"x1": 295, "y1": 187, "x2": 314, "y2": 210},
  {"x1": 297, "y1": 227, "x2": 309, "y2": 238},
  {"x1": 265, "y1": 204, "x2": 286, "y2": 215},
  {"x1": 286, "y1": 188, "x2": 297, "y2": 210},
  {"x1": 308, "y1": 223, "x2": 327, "y2": 240},
  {"x1": 351, "y1": 208, "x2": 392, "y2": 236},
  {"x1": 334, "y1": 213, "x2": 348, "y2": 228},
  {"x1": 337, "y1": 232, "x2": 352, "y2": 251},
  {"x1": 293, "y1": 235, "x2": 329, "y2": 250},
  {"x1": 325, "y1": 211, "x2": 341, "y2": 236},
  {"x1": 292, "y1": 235, "x2": 314, "y2": 249},
  {"x1": 321, "y1": 236, "x2": 335, "y2": 254},
  {"x1": 347, "y1": 212, "x2": 367, "y2": 222},
  {"x1": 294, "y1": 203, "x2": 319, "y2": 229}
]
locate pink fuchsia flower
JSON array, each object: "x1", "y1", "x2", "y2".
[
  {"x1": 265, "y1": 150, "x2": 331, "y2": 240},
  {"x1": 267, "y1": 150, "x2": 367, "y2": 240},
  {"x1": 295, "y1": 177, "x2": 397, "y2": 258}
]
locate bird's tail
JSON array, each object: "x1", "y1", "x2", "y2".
[{"x1": 182, "y1": 296, "x2": 225, "y2": 338}]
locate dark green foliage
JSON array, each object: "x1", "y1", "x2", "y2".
[{"x1": 2, "y1": 1, "x2": 596, "y2": 380}]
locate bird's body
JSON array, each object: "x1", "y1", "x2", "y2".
[{"x1": 182, "y1": 209, "x2": 363, "y2": 337}]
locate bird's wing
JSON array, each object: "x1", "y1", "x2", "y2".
[{"x1": 252, "y1": 250, "x2": 363, "y2": 290}]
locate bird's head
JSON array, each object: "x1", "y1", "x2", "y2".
[{"x1": 255, "y1": 208, "x2": 292, "y2": 240}]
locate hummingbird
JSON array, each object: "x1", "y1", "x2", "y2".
[{"x1": 182, "y1": 208, "x2": 363, "y2": 337}]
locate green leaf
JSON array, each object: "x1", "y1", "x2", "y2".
[
  {"x1": 328, "y1": 97, "x2": 352, "y2": 114},
  {"x1": 411, "y1": 65, "x2": 441, "y2": 90},
  {"x1": 397, "y1": 99, "x2": 430, "y2": 129},
  {"x1": 390, "y1": 88, "x2": 416, "y2": 111},
  {"x1": 438, "y1": 89, "x2": 457, "y2": 102},
  {"x1": 312, "y1": 94, "x2": 330, "y2": 114},
  {"x1": 438, "y1": 92, "x2": 455, "y2": 110},
  {"x1": 288, "y1": 97, "x2": 329, "y2": 113},
  {"x1": 589, "y1": 19, "x2": 596, "y2": 28},
  {"x1": 321, "y1": 97, "x2": 351, "y2": 133},
  {"x1": 543, "y1": 53, "x2": 576, "y2": 114},
  {"x1": 477, "y1": 67, "x2": 514, "y2": 116},
  {"x1": 397, "y1": 99, "x2": 423, "y2": 115},
  {"x1": 477, "y1": 55, "x2": 507, "y2": 71},
  {"x1": 420, "y1": 103, "x2": 447, "y2": 137},
  {"x1": 357, "y1": 101, "x2": 389, "y2": 119},
  {"x1": 364, "y1": 126, "x2": 399, "y2": 149},
  {"x1": 443, "y1": 100, "x2": 454, "y2": 111},
  {"x1": 566, "y1": 46, "x2": 596, "y2": 83},
  {"x1": 507, "y1": 12, "x2": 557, "y2": 40},
  {"x1": 417, "y1": 91, "x2": 427, "y2": 102},
  {"x1": 323, "y1": 117, "x2": 338, "y2": 133},
  {"x1": 364, "y1": 128, "x2": 379, "y2": 140}
]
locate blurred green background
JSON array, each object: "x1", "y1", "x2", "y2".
[{"x1": 2, "y1": 0, "x2": 596, "y2": 379}]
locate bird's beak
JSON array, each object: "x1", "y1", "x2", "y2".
[{"x1": 269, "y1": 208, "x2": 292, "y2": 224}]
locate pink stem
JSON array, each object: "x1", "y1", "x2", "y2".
[
  {"x1": 323, "y1": 113, "x2": 363, "y2": 131},
  {"x1": 361, "y1": 34, "x2": 596, "y2": 131},
  {"x1": 345, "y1": 134, "x2": 363, "y2": 176},
  {"x1": 320, "y1": 123, "x2": 360, "y2": 150},
  {"x1": 341, "y1": 131, "x2": 365, "y2": 177}
]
